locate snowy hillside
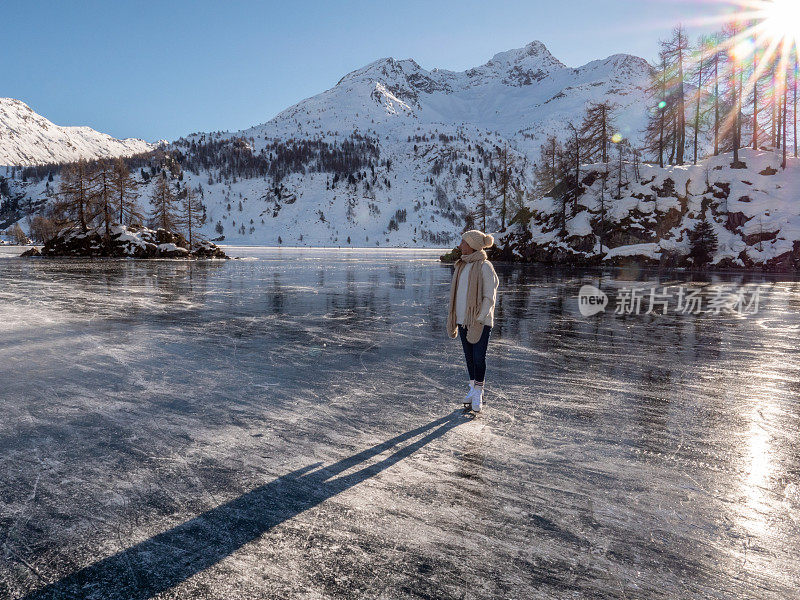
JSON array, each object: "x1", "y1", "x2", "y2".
[
  {"x1": 3, "y1": 42, "x2": 653, "y2": 247},
  {"x1": 0, "y1": 98, "x2": 154, "y2": 166},
  {"x1": 496, "y1": 150, "x2": 800, "y2": 271}
]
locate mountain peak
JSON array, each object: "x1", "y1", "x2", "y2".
[
  {"x1": 486, "y1": 40, "x2": 558, "y2": 65},
  {"x1": 466, "y1": 40, "x2": 565, "y2": 86},
  {"x1": 0, "y1": 98, "x2": 153, "y2": 166}
]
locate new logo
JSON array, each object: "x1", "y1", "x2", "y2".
[{"x1": 578, "y1": 285, "x2": 609, "y2": 317}]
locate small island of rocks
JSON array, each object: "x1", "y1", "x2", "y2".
[{"x1": 21, "y1": 224, "x2": 229, "y2": 259}]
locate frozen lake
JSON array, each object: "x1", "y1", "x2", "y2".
[{"x1": 1, "y1": 246, "x2": 799, "y2": 599}]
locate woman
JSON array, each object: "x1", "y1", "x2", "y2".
[{"x1": 447, "y1": 229, "x2": 500, "y2": 412}]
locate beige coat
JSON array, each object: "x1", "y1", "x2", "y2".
[{"x1": 455, "y1": 261, "x2": 500, "y2": 327}]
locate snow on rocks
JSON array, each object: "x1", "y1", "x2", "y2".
[
  {"x1": 496, "y1": 150, "x2": 800, "y2": 272},
  {"x1": 33, "y1": 224, "x2": 229, "y2": 259}
]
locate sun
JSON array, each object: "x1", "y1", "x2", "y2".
[{"x1": 757, "y1": 0, "x2": 800, "y2": 46}]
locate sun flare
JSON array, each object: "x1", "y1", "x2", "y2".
[{"x1": 755, "y1": 0, "x2": 800, "y2": 46}]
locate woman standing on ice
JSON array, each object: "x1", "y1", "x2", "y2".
[{"x1": 447, "y1": 230, "x2": 500, "y2": 413}]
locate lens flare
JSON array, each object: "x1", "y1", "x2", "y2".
[
  {"x1": 730, "y1": 38, "x2": 756, "y2": 62},
  {"x1": 611, "y1": 133, "x2": 624, "y2": 144},
  {"x1": 759, "y1": 0, "x2": 800, "y2": 45}
]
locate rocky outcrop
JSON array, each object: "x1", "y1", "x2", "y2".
[
  {"x1": 31, "y1": 225, "x2": 229, "y2": 259},
  {"x1": 493, "y1": 150, "x2": 800, "y2": 272}
]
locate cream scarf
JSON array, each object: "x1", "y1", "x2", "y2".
[{"x1": 447, "y1": 249, "x2": 487, "y2": 343}]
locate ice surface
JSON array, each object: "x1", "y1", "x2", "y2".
[{"x1": 1, "y1": 248, "x2": 799, "y2": 599}]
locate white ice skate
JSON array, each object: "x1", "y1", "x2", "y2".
[
  {"x1": 471, "y1": 387, "x2": 483, "y2": 412},
  {"x1": 463, "y1": 381, "x2": 475, "y2": 407}
]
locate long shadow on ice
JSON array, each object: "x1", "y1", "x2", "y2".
[{"x1": 21, "y1": 410, "x2": 468, "y2": 600}]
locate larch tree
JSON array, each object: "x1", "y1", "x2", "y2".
[
  {"x1": 149, "y1": 173, "x2": 181, "y2": 231},
  {"x1": 794, "y1": 50, "x2": 798, "y2": 157},
  {"x1": 665, "y1": 25, "x2": 690, "y2": 164},
  {"x1": 180, "y1": 186, "x2": 206, "y2": 250},
  {"x1": 492, "y1": 143, "x2": 516, "y2": 231},
  {"x1": 111, "y1": 158, "x2": 142, "y2": 226},
  {"x1": 564, "y1": 122, "x2": 582, "y2": 213},
  {"x1": 533, "y1": 135, "x2": 561, "y2": 197},
  {"x1": 533, "y1": 136, "x2": 568, "y2": 232},
  {"x1": 713, "y1": 41, "x2": 722, "y2": 156},
  {"x1": 752, "y1": 44, "x2": 763, "y2": 150},
  {"x1": 783, "y1": 54, "x2": 789, "y2": 169},
  {"x1": 579, "y1": 102, "x2": 617, "y2": 165},
  {"x1": 613, "y1": 139, "x2": 632, "y2": 199},
  {"x1": 475, "y1": 179, "x2": 492, "y2": 232},
  {"x1": 722, "y1": 23, "x2": 744, "y2": 166},
  {"x1": 691, "y1": 37, "x2": 714, "y2": 164},
  {"x1": 644, "y1": 49, "x2": 669, "y2": 167},
  {"x1": 91, "y1": 160, "x2": 115, "y2": 249},
  {"x1": 56, "y1": 159, "x2": 94, "y2": 232}
]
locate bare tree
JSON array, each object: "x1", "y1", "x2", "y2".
[
  {"x1": 713, "y1": 41, "x2": 721, "y2": 156},
  {"x1": 783, "y1": 55, "x2": 790, "y2": 169},
  {"x1": 9, "y1": 223, "x2": 28, "y2": 245},
  {"x1": 691, "y1": 37, "x2": 714, "y2": 164},
  {"x1": 645, "y1": 49, "x2": 669, "y2": 167},
  {"x1": 664, "y1": 25, "x2": 689, "y2": 164},
  {"x1": 534, "y1": 135, "x2": 561, "y2": 195},
  {"x1": 180, "y1": 186, "x2": 206, "y2": 250},
  {"x1": 794, "y1": 49, "x2": 798, "y2": 158},
  {"x1": 475, "y1": 178, "x2": 492, "y2": 231},
  {"x1": 111, "y1": 158, "x2": 142, "y2": 226},
  {"x1": 565, "y1": 122, "x2": 582, "y2": 212},
  {"x1": 28, "y1": 213, "x2": 59, "y2": 244},
  {"x1": 493, "y1": 143, "x2": 517, "y2": 231},
  {"x1": 91, "y1": 160, "x2": 115, "y2": 249},
  {"x1": 149, "y1": 173, "x2": 180, "y2": 231},
  {"x1": 580, "y1": 101, "x2": 617, "y2": 164},
  {"x1": 56, "y1": 159, "x2": 93, "y2": 232}
]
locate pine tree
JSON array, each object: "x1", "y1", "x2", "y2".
[
  {"x1": 688, "y1": 218, "x2": 718, "y2": 266},
  {"x1": 149, "y1": 173, "x2": 180, "y2": 231}
]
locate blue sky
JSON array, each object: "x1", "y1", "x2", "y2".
[{"x1": 2, "y1": 0, "x2": 732, "y2": 142}]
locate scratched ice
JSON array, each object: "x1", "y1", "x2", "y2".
[{"x1": 1, "y1": 246, "x2": 799, "y2": 599}]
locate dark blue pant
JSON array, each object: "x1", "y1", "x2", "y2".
[{"x1": 458, "y1": 324, "x2": 492, "y2": 382}]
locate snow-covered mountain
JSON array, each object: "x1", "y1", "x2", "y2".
[
  {"x1": 166, "y1": 41, "x2": 651, "y2": 246},
  {"x1": 232, "y1": 41, "x2": 651, "y2": 155},
  {"x1": 0, "y1": 98, "x2": 154, "y2": 166},
  {"x1": 3, "y1": 41, "x2": 654, "y2": 247}
]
